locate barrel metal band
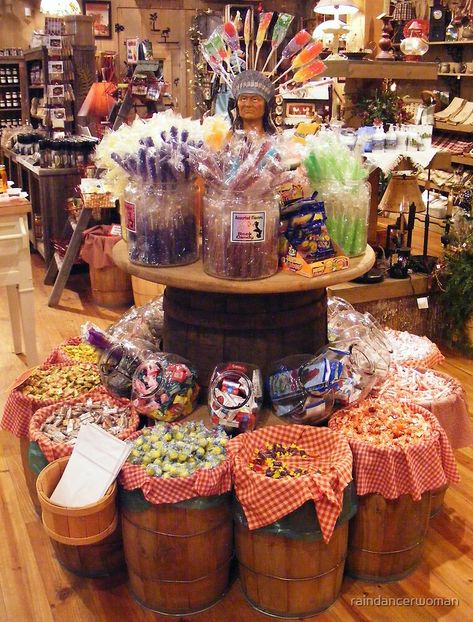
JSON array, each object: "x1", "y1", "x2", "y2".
[
  {"x1": 122, "y1": 512, "x2": 230, "y2": 538},
  {"x1": 349, "y1": 538, "x2": 425, "y2": 555},
  {"x1": 236, "y1": 555, "x2": 346, "y2": 582},
  {"x1": 129, "y1": 554, "x2": 234, "y2": 584}
]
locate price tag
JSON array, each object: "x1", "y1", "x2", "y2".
[
  {"x1": 417, "y1": 297, "x2": 429, "y2": 310},
  {"x1": 110, "y1": 224, "x2": 122, "y2": 237}
]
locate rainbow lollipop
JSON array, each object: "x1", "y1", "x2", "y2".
[
  {"x1": 273, "y1": 40, "x2": 324, "y2": 84},
  {"x1": 291, "y1": 60, "x2": 327, "y2": 84},
  {"x1": 262, "y1": 13, "x2": 294, "y2": 73},
  {"x1": 254, "y1": 12, "x2": 273, "y2": 70},
  {"x1": 201, "y1": 39, "x2": 232, "y2": 88},
  {"x1": 209, "y1": 30, "x2": 235, "y2": 76},
  {"x1": 270, "y1": 30, "x2": 313, "y2": 76},
  {"x1": 223, "y1": 21, "x2": 240, "y2": 52}
]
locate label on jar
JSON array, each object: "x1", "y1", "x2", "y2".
[
  {"x1": 124, "y1": 201, "x2": 136, "y2": 232},
  {"x1": 230, "y1": 211, "x2": 266, "y2": 243}
]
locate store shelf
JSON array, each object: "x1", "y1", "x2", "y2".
[
  {"x1": 429, "y1": 41, "x2": 473, "y2": 45},
  {"x1": 29, "y1": 84, "x2": 44, "y2": 89},
  {"x1": 451, "y1": 154, "x2": 473, "y2": 166},
  {"x1": 0, "y1": 107, "x2": 22, "y2": 112},
  {"x1": 321, "y1": 59, "x2": 438, "y2": 80},
  {"x1": 418, "y1": 179, "x2": 451, "y2": 193},
  {"x1": 0, "y1": 84, "x2": 20, "y2": 88},
  {"x1": 438, "y1": 73, "x2": 473, "y2": 77}
]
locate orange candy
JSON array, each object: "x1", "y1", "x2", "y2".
[
  {"x1": 292, "y1": 40, "x2": 324, "y2": 69},
  {"x1": 292, "y1": 59, "x2": 326, "y2": 83}
]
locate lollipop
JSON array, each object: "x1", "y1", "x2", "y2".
[
  {"x1": 273, "y1": 40, "x2": 324, "y2": 85},
  {"x1": 201, "y1": 39, "x2": 232, "y2": 87},
  {"x1": 223, "y1": 21, "x2": 240, "y2": 52},
  {"x1": 244, "y1": 9, "x2": 252, "y2": 58},
  {"x1": 262, "y1": 13, "x2": 294, "y2": 72},
  {"x1": 292, "y1": 59, "x2": 327, "y2": 84},
  {"x1": 254, "y1": 12, "x2": 274, "y2": 69},
  {"x1": 271, "y1": 29, "x2": 312, "y2": 76}
]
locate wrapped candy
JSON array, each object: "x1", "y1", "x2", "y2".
[
  {"x1": 262, "y1": 13, "x2": 294, "y2": 72},
  {"x1": 132, "y1": 353, "x2": 199, "y2": 422},
  {"x1": 292, "y1": 41, "x2": 324, "y2": 69},
  {"x1": 127, "y1": 421, "x2": 228, "y2": 478},
  {"x1": 244, "y1": 9, "x2": 252, "y2": 56},
  {"x1": 281, "y1": 29, "x2": 312, "y2": 60},
  {"x1": 292, "y1": 59, "x2": 326, "y2": 84},
  {"x1": 209, "y1": 362, "x2": 263, "y2": 435},
  {"x1": 254, "y1": 12, "x2": 274, "y2": 68},
  {"x1": 223, "y1": 21, "x2": 240, "y2": 52}
]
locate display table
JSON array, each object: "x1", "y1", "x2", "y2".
[{"x1": 113, "y1": 241, "x2": 374, "y2": 389}]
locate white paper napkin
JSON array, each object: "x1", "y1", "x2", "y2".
[{"x1": 50, "y1": 424, "x2": 131, "y2": 508}]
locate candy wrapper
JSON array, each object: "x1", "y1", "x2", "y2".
[
  {"x1": 108, "y1": 296, "x2": 164, "y2": 350},
  {"x1": 383, "y1": 328, "x2": 444, "y2": 368},
  {"x1": 131, "y1": 354, "x2": 199, "y2": 422},
  {"x1": 208, "y1": 362, "x2": 263, "y2": 435}
]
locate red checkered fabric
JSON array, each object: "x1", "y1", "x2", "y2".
[
  {"x1": 1, "y1": 362, "x2": 100, "y2": 438},
  {"x1": 329, "y1": 401, "x2": 460, "y2": 500},
  {"x1": 226, "y1": 425, "x2": 353, "y2": 544},
  {"x1": 385, "y1": 329, "x2": 444, "y2": 368},
  {"x1": 372, "y1": 367, "x2": 473, "y2": 449},
  {"x1": 432, "y1": 133, "x2": 473, "y2": 155},
  {"x1": 119, "y1": 429, "x2": 232, "y2": 505},
  {"x1": 43, "y1": 337, "x2": 83, "y2": 365},
  {"x1": 29, "y1": 388, "x2": 139, "y2": 463}
]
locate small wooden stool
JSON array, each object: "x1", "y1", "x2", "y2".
[{"x1": 0, "y1": 197, "x2": 38, "y2": 366}]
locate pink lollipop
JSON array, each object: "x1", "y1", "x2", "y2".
[
  {"x1": 273, "y1": 40, "x2": 324, "y2": 85},
  {"x1": 271, "y1": 30, "x2": 313, "y2": 75},
  {"x1": 223, "y1": 21, "x2": 240, "y2": 52}
]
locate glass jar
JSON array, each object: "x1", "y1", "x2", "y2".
[
  {"x1": 316, "y1": 179, "x2": 370, "y2": 257},
  {"x1": 124, "y1": 181, "x2": 198, "y2": 267},
  {"x1": 131, "y1": 353, "x2": 199, "y2": 422},
  {"x1": 203, "y1": 188, "x2": 280, "y2": 280},
  {"x1": 208, "y1": 362, "x2": 263, "y2": 435}
]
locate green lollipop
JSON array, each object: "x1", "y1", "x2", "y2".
[{"x1": 262, "y1": 13, "x2": 294, "y2": 72}]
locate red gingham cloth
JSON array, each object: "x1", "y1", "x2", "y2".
[
  {"x1": 1, "y1": 362, "x2": 100, "y2": 438},
  {"x1": 226, "y1": 425, "x2": 353, "y2": 544},
  {"x1": 384, "y1": 328, "x2": 444, "y2": 368},
  {"x1": 43, "y1": 337, "x2": 83, "y2": 365},
  {"x1": 372, "y1": 366, "x2": 473, "y2": 449},
  {"x1": 329, "y1": 400, "x2": 460, "y2": 500},
  {"x1": 29, "y1": 388, "x2": 139, "y2": 463},
  {"x1": 432, "y1": 133, "x2": 473, "y2": 155},
  {"x1": 118, "y1": 429, "x2": 232, "y2": 505}
]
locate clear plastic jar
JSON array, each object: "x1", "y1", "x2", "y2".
[
  {"x1": 268, "y1": 354, "x2": 336, "y2": 425},
  {"x1": 99, "y1": 338, "x2": 155, "y2": 399},
  {"x1": 208, "y1": 362, "x2": 263, "y2": 435},
  {"x1": 131, "y1": 353, "x2": 199, "y2": 422},
  {"x1": 124, "y1": 181, "x2": 198, "y2": 267},
  {"x1": 316, "y1": 179, "x2": 370, "y2": 257},
  {"x1": 202, "y1": 188, "x2": 280, "y2": 280}
]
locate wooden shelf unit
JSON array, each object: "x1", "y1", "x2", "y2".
[{"x1": 0, "y1": 56, "x2": 28, "y2": 138}]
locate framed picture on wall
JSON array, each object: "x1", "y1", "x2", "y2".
[{"x1": 83, "y1": 1, "x2": 112, "y2": 40}]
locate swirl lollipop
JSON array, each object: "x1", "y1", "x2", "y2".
[
  {"x1": 254, "y1": 12, "x2": 273, "y2": 69},
  {"x1": 262, "y1": 13, "x2": 294, "y2": 73}
]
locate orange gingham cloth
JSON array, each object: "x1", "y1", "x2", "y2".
[
  {"x1": 43, "y1": 337, "x2": 83, "y2": 365},
  {"x1": 372, "y1": 366, "x2": 473, "y2": 450},
  {"x1": 1, "y1": 362, "x2": 100, "y2": 438},
  {"x1": 328, "y1": 400, "x2": 460, "y2": 500},
  {"x1": 226, "y1": 425, "x2": 353, "y2": 544},
  {"x1": 118, "y1": 429, "x2": 232, "y2": 505},
  {"x1": 29, "y1": 388, "x2": 140, "y2": 463},
  {"x1": 384, "y1": 328, "x2": 444, "y2": 368}
]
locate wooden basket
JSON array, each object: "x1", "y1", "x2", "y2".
[{"x1": 36, "y1": 457, "x2": 118, "y2": 546}]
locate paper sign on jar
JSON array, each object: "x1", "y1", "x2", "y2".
[
  {"x1": 124, "y1": 201, "x2": 136, "y2": 232},
  {"x1": 231, "y1": 211, "x2": 266, "y2": 243}
]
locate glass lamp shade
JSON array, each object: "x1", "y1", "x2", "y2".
[
  {"x1": 313, "y1": 0, "x2": 359, "y2": 15},
  {"x1": 400, "y1": 36, "x2": 429, "y2": 61},
  {"x1": 40, "y1": 0, "x2": 81, "y2": 17}
]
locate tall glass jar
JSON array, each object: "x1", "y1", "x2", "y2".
[
  {"x1": 317, "y1": 179, "x2": 370, "y2": 258},
  {"x1": 202, "y1": 188, "x2": 280, "y2": 280},
  {"x1": 124, "y1": 181, "x2": 198, "y2": 267}
]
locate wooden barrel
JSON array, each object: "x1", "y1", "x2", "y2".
[
  {"x1": 19, "y1": 437, "x2": 43, "y2": 516},
  {"x1": 36, "y1": 457, "x2": 118, "y2": 546},
  {"x1": 430, "y1": 484, "x2": 448, "y2": 518},
  {"x1": 121, "y1": 491, "x2": 233, "y2": 615},
  {"x1": 89, "y1": 265, "x2": 133, "y2": 308},
  {"x1": 163, "y1": 286, "x2": 327, "y2": 392},
  {"x1": 234, "y1": 483, "x2": 357, "y2": 618},
  {"x1": 51, "y1": 523, "x2": 125, "y2": 578},
  {"x1": 346, "y1": 491, "x2": 431, "y2": 582},
  {"x1": 131, "y1": 275, "x2": 165, "y2": 307}
]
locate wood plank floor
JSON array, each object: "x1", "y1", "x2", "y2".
[{"x1": 0, "y1": 254, "x2": 472, "y2": 622}]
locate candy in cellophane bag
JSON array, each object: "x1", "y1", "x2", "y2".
[
  {"x1": 131, "y1": 354, "x2": 199, "y2": 422},
  {"x1": 209, "y1": 363, "x2": 263, "y2": 435}
]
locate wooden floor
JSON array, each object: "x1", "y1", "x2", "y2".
[{"x1": 0, "y1": 254, "x2": 472, "y2": 622}]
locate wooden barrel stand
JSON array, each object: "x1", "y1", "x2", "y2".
[{"x1": 163, "y1": 287, "x2": 327, "y2": 392}]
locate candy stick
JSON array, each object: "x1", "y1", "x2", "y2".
[
  {"x1": 278, "y1": 59, "x2": 327, "y2": 88},
  {"x1": 262, "y1": 13, "x2": 293, "y2": 73},
  {"x1": 270, "y1": 29, "x2": 312, "y2": 76},
  {"x1": 272, "y1": 41, "x2": 324, "y2": 85},
  {"x1": 254, "y1": 12, "x2": 273, "y2": 70}
]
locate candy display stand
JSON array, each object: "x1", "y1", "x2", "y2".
[{"x1": 112, "y1": 241, "x2": 375, "y2": 391}]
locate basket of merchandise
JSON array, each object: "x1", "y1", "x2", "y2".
[{"x1": 118, "y1": 421, "x2": 232, "y2": 615}]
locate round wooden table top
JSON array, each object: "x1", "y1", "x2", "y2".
[{"x1": 113, "y1": 240, "x2": 375, "y2": 295}]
